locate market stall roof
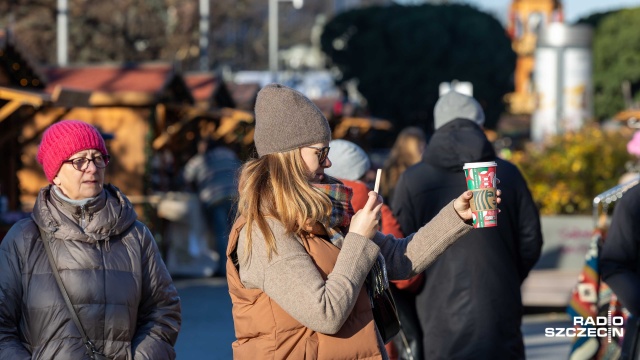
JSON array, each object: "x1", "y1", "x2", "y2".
[
  {"x1": 184, "y1": 72, "x2": 235, "y2": 109},
  {"x1": 44, "y1": 63, "x2": 194, "y2": 106},
  {"x1": 333, "y1": 116, "x2": 393, "y2": 139},
  {"x1": 0, "y1": 86, "x2": 50, "y2": 123},
  {"x1": 152, "y1": 107, "x2": 254, "y2": 150},
  {"x1": 225, "y1": 82, "x2": 260, "y2": 111}
]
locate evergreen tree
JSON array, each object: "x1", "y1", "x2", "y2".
[
  {"x1": 592, "y1": 7, "x2": 640, "y2": 120},
  {"x1": 321, "y1": 3, "x2": 516, "y2": 131}
]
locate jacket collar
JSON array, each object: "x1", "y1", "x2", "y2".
[
  {"x1": 32, "y1": 184, "x2": 137, "y2": 243},
  {"x1": 49, "y1": 186, "x2": 107, "y2": 224},
  {"x1": 424, "y1": 118, "x2": 496, "y2": 172}
]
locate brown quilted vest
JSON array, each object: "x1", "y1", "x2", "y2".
[{"x1": 226, "y1": 217, "x2": 382, "y2": 360}]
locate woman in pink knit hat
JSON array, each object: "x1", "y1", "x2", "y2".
[{"x1": 0, "y1": 120, "x2": 181, "y2": 360}]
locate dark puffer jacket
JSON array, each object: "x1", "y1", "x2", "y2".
[{"x1": 0, "y1": 185, "x2": 181, "y2": 360}]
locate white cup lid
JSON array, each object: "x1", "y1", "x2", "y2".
[{"x1": 463, "y1": 161, "x2": 497, "y2": 170}]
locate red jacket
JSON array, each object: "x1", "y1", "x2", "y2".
[{"x1": 341, "y1": 179, "x2": 424, "y2": 292}]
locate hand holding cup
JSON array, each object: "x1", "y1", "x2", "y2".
[
  {"x1": 463, "y1": 161, "x2": 500, "y2": 228},
  {"x1": 454, "y1": 189, "x2": 501, "y2": 222}
]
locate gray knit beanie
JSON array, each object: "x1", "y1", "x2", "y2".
[
  {"x1": 253, "y1": 83, "x2": 331, "y2": 157},
  {"x1": 324, "y1": 139, "x2": 371, "y2": 181},
  {"x1": 434, "y1": 91, "x2": 485, "y2": 130}
]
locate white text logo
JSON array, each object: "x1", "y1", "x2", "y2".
[{"x1": 545, "y1": 312, "x2": 624, "y2": 343}]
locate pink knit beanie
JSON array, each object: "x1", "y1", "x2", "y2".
[{"x1": 37, "y1": 120, "x2": 108, "y2": 183}]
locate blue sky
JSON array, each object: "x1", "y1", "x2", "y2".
[
  {"x1": 464, "y1": 0, "x2": 640, "y2": 23},
  {"x1": 395, "y1": 0, "x2": 640, "y2": 23}
]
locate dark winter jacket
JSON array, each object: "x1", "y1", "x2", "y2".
[
  {"x1": 601, "y1": 184, "x2": 640, "y2": 316},
  {"x1": 0, "y1": 184, "x2": 181, "y2": 360},
  {"x1": 392, "y1": 119, "x2": 543, "y2": 360}
]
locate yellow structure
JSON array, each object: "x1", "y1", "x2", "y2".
[{"x1": 505, "y1": 0, "x2": 563, "y2": 114}]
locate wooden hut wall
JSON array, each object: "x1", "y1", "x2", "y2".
[
  {"x1": 0, "y1": 71, "x2": 10, "y2": 86},
  {"x1": 15, "y1": 107, "x2": 68, "y2": 209}
]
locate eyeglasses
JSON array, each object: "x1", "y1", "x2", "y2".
[
  {"x1": 305, "y1": 146, "x2": 330, "y2": 163},
  {"x1": 61, "y1": 155, "x2": 111, "y2": 171}
]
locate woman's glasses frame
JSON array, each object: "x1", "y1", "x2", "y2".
[
  {"x1": 61, "y1": 155, "x2": 111, "y2": 171},
  {"x1": 305, "y1": 146, "x2": 330, "y2": 164}
]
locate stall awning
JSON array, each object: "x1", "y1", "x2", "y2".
[
  {"x1": 0, "y1": 87, "x2": 50, "y2": 123},
  {"x1": 333, "y1": 116, "x2": 393, "y2": 139},
  {"x1": 152, "y1": 107, "x2": 254, "y2": 150}
]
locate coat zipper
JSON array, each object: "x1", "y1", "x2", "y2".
[
  {"x1": 80, "y1": 205, "x2": 86, "y2": 229},
  {"x1": 79, "y1": 203, "x2": 108, "y2": 352},
  {"x1": 97, "y1": 233, "x2": 108, "y2": 353}
]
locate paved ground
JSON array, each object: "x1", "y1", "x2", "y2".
[
  {"x1": 174, "y1": 277, "x2": 235, "y2": 359},
  {"x1": 523, "y1": 313, "x2": 573, "y2": 360},
  {"x1": 174, "y1": 277, "x2": 573, "y2": 359}
]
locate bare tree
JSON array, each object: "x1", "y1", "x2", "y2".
[{"x1": 0, "y1": 0, "x2": 391, "y2": 71}]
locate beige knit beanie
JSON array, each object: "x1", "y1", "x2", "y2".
[{"x1": 253, "y1": 83, "x2": 331, "y2": 157}]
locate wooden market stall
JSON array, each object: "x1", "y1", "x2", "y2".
[
  {"x1": 0, "y1": 27, "x2": 389, "y2": 218},
  {"x1": 226, "y1": 82, "x2": 260, "y2": 112},
  {"x1": 160, "y1": 72, "x2": 256, "y2": 161},
  {"x1": 0, "y1": 36, "x2": 258, "y2": 216},
  {"x1": 0, "y1": 29, "x2": 49, "y2": 225},
  {"x1": 0, "y1": 59, "x2": 217, "y2": 232},
  {"x1": 20, "y1": 63, "x2": 194, "y2": 209},
  {"x1": 184, "y1": 71, "x2": 236, "y2": 109},
  {"x1": 0, "y1": 63, "x2": 249, "y2": 245}
]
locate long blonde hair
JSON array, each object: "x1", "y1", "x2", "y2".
[
  {"x1": 237, "y1": 149, "x2": 332, "y2": 260},
  {"x1": 381, "y1": 127, "x2": 427, "y2": 201}
]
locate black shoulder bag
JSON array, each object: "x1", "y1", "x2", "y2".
[
  {"x1": 369, "y1": 259, "x2": 416, "y2": 359},
  {"x1": 39, "y1": 228, "x2": 111, "y2": 360},
  {"x1": 368, "y1": 256, "x2": 401, "y2": 344}
]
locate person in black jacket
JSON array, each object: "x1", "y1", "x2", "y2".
[
  {"x1": 601, "y1": 184, "x2": 640, "y2": 356},
  {"x1": 601, "y1": 184, "x2": 640, "y2": 316},
  {"x1": 391, "y1": 91, "x2": 543, "y2": 360}
]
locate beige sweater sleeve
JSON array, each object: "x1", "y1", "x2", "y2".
[
  {"x1": 372, "y1": 199, "x2": 472, "y2": 280},
  {"x1": 237, "y1": 218, "x2": 380, "y2": 334}
]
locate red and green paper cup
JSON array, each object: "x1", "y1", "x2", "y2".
[{"x1": 463, "y1": 161, "x2": 498, "y2": 228}]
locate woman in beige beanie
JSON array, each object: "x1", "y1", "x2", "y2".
[{"x1": 226, "y1": 83, "x2": 499, "y2": 359}]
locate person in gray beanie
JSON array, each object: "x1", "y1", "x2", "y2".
[
  {"x1": 392, "y1": 90, "x2": 542, "y2": 359},
  {"x1": 226, "y1": 83, "x2": 489, "y2": 360},
  {"x1": 324, "y1": 139, "x2": 371, "y2": 181},
  {"x1": 324, "y1": 140, "x2": 402, "y2": 238},
  {"x1": 433, "y1": 90, "x2": 485, "y2": 130}
]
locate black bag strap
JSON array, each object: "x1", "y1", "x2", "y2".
[
  {"x1": 38, "y1": 227, "x2": 107, "y2": 360},
  {"x1": 397, "y1": 327, "x2": 415, "y2": 360}
]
